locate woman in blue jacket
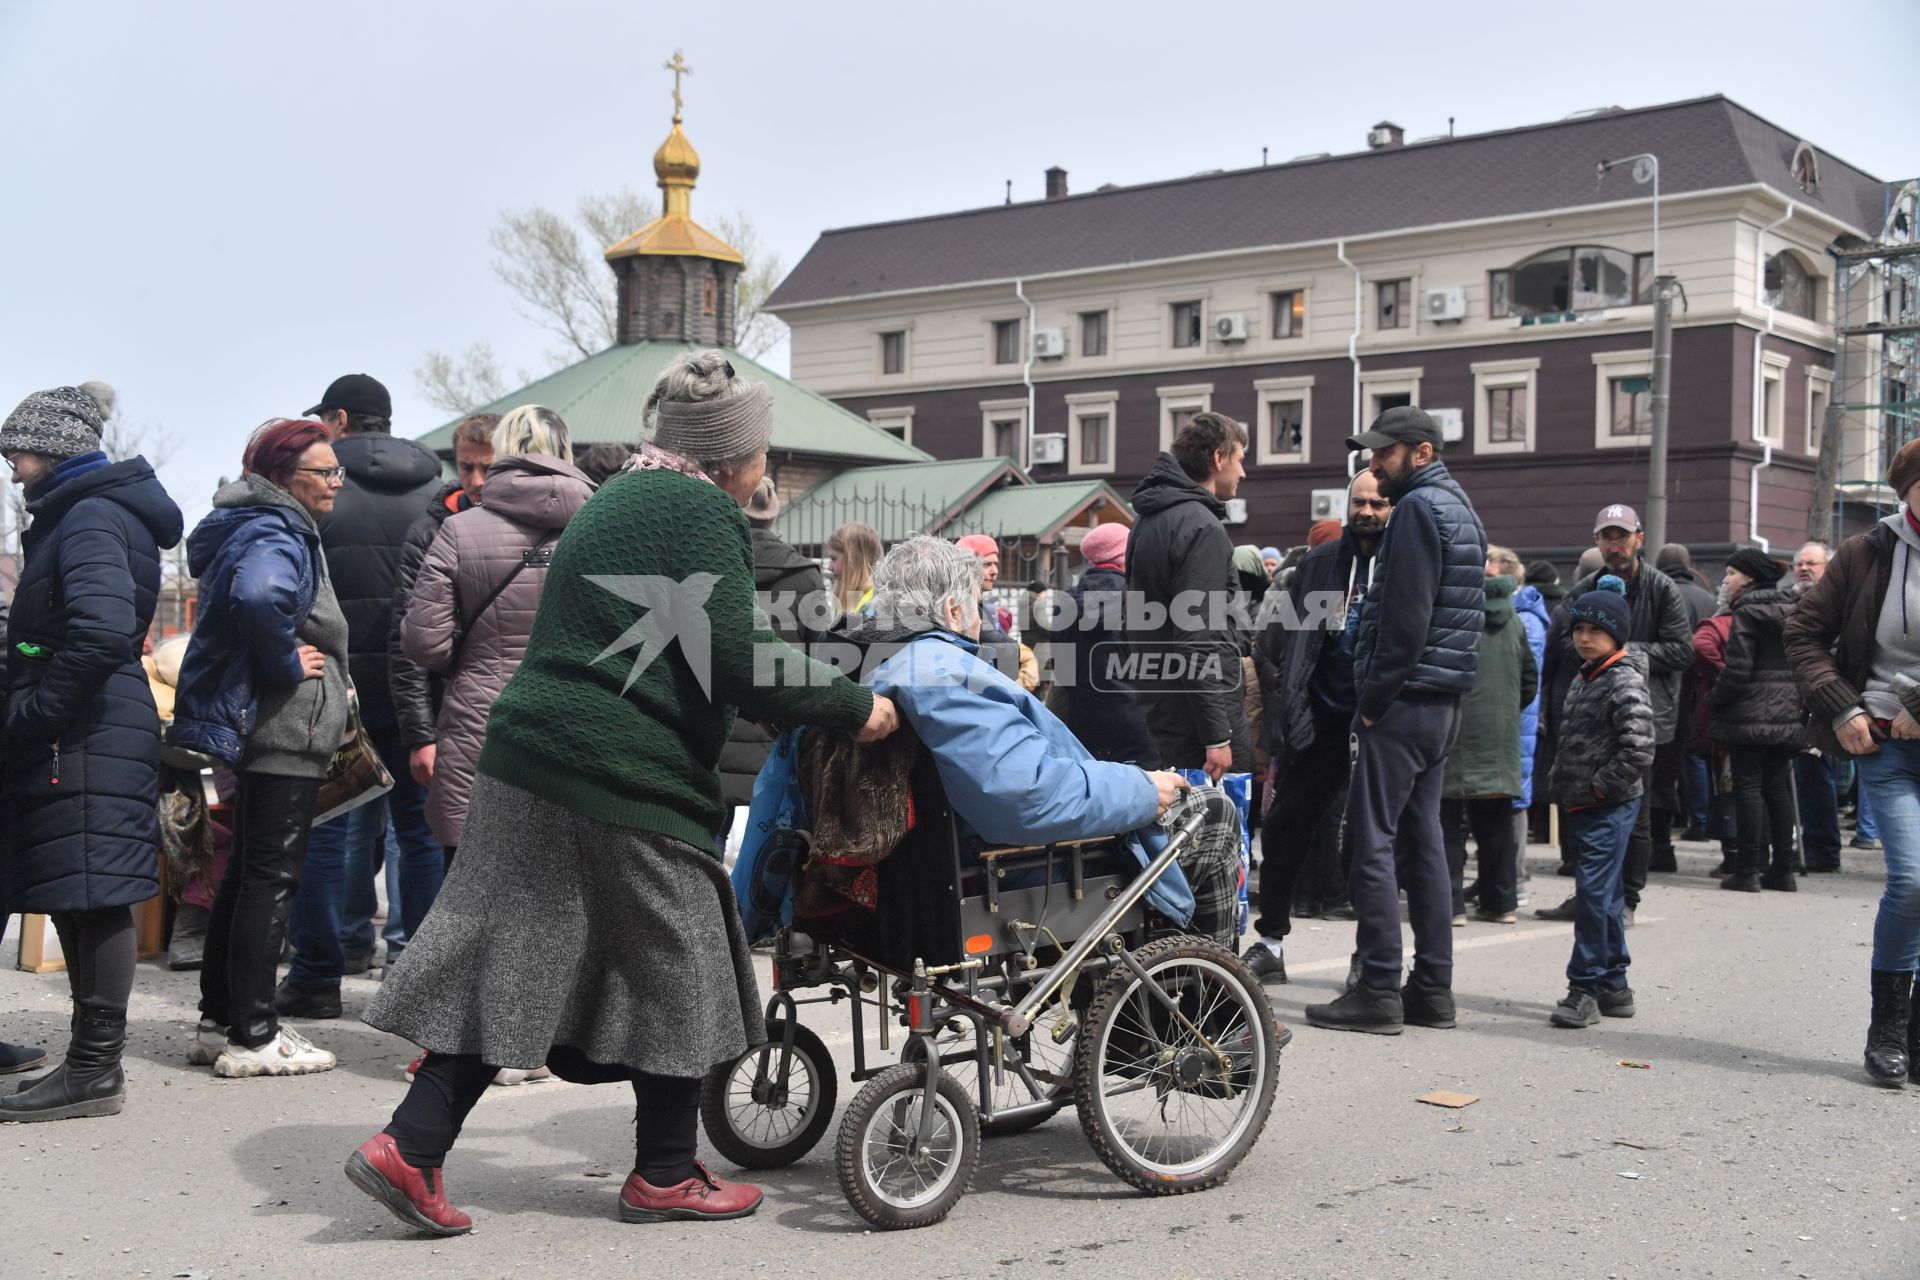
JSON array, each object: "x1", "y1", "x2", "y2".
[
  {"x1": 0, "y1": 386, "x2": 182, "y2": 1122},
  {"x1": 171, "y1": 418, "x2": 351, "y2": 1080}
]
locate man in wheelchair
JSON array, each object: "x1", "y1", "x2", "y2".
[{"x1": 818, "y1": 535, "x2": 1244, "y2": 949}]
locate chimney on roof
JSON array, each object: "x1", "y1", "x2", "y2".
[
  {"x1": 1044, "y1": 166, "x2": 1068, "y2": 200},
  {"x1": 1367, "y1": 121, "x2": 1405, "y2": 150}
]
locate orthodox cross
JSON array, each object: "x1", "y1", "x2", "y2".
[{"x1": 664, "y1": 50, "x2": 692, "y2": 122}]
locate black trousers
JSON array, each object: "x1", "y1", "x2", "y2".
[
  {"x1": 386, "y1": 1049, "x2": 700, "y2": 1184},
  {"x1": 1442, "y1": 798, "x2": 1519, "y2": 916},
  {"x1": 1347, "y1": 697, "x2": 1461, "y2": 991},
  {"x1": 1730, "y1": 744, "x2": 1800, "y2": 876},
  {"x1": 199, "y1": 772, "x2": 319, "y2": 1049},
  {"x1": 50, "y1": 906, "x2": 136, "y2": 1016},
  {"x1": 1621, "y1": 766, "x2": 1654, "y2": 910},
  {"x1": 1255, "y1": 713, "x2": 1351, "y2": 939}
]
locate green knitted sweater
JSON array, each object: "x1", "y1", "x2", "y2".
[{"x1": 477, "y1": 467, "x2": 872, "y2": 855}]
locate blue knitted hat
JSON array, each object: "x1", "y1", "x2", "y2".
[{"x1": 1569, "y1": 574, "x2": 1631, "y2": 643}]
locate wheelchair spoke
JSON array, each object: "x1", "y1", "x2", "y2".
[{"x1": 1088, "y1": 951, "x2": 1269, "y2": 1180}]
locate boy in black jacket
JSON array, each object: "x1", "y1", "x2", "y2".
[{"x1": 1549, "y1": 576, "x2": 1656, "y2": 1028}]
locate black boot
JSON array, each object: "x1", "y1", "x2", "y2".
[
  {"x1": 0, "y1": 1041, "x2": 47, "y2": 1074},
  {"x1": 0, "y1": 1005, "x2": 127, "y2": 1122},
  {"x1": 1865, "y1": 969, "x2": 1913, "y2": 1087},
  {"x1": 1761, "y1": 842, "x2": 1799, "y2": 892},
  {"x1": 1909, "y1": 982, "x2": 1920, "y2": 1086}
]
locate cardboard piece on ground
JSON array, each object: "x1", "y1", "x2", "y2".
[{"x1": 1417, "y1": 1090, "x2": 1479, "y2": 1109}]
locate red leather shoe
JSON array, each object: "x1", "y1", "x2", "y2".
[
  {"x1": 619, "y1": 1160, "x2": 764, "y2": 1223},
  {"x1": 344, "y1": 1133, "x2": 473, "y2": 1236}
]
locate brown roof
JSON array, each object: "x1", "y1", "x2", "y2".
[{"x1": 767, "y1": 96, "x2": 1887, "y2": 308}]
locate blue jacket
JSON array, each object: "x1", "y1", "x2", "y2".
[
  {"x1": 3, "y1": 455, "x2": 183, "y2": 913},
  {"x1": 866, "y1": 628, "x2": 1193, "y2": 922},
  {"x1": 170, "y1": 477, "x2": 324, "y2": 765},
  {"x1": 1513, "y1": 585, "x2": 1550, "y2": 808},
  {"x1": 1353, "y1": 461, "x2": 1487, "y2": 722}
]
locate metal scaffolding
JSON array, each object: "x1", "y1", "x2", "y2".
[{"x1": 1812, "y1": 179, "x2": 1920, "y2": 540}]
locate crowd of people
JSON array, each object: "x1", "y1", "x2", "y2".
[{"x1": 0, "y1": 364, "x2": 1915, "y2": 1237}]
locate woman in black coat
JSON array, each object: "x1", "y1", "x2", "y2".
[
  {"x1": 0, "y1": 386, "x2": 182, "y2": 1122},
  {"x1": 1707, "y1": 548, "x2": 1805, "y2": 893}
]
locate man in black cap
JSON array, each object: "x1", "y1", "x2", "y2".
[
  {"x1": 1305, "y1": 407, "x2": 1485, "y2": 1035},
  {"x1": 279, "y1": 373, "x2": 449, "y2": 1019},
  {"x1": 1536, "y1": 504, "x2": 1693, "y2": 926}
]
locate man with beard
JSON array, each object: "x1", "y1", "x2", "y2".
[
  {"x1": 1305, "y1": 407, "x2": 1485, "y2": 1034},
  {"x1": 1243, "y1": 471, "x2": 1391, "y2": 981},
  {"x1": 1126, "y1": 412, "x2": 1249, "y2": 779},
  {"x1": 1536, "y1": 505, "x2": 1692, "y2": 926}
]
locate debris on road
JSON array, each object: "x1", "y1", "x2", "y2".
[
  {"x1": 1417, "y1": 1090, "x2": 1479, "y2": 1108},
  {"x1": 1618, "y1": 1060, "x2": 1652, "y2": 1069}
]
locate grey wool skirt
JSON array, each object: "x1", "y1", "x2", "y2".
[{"x1": 365, "y1": 772, "x2": 766, "y2": 1078}]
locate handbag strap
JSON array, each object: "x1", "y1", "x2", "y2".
[{"x1": 447, "y1": 530, "x2": 556, "y2": 669}]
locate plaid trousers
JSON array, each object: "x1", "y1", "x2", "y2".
[{"x1": 1161, "y1": 787, "x2": 1243, "y2": 949}]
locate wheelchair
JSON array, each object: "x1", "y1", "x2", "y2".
[{"x1": 702, "y1": 751, "x2": 1282, "y2": 1230}]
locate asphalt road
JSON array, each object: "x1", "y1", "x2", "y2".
[{"x1": 3, "y1": 836, "x2": 1916, "y2": 1280}]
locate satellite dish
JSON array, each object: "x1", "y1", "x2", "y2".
[{"x1": 1631, "y1": 157, "x2": 1656, "y2": 186}]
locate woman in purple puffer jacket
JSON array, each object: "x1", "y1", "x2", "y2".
[{"x1": 401, "y1": 406, "x2": 594, "y2": 861}]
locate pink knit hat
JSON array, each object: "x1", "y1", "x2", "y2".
[
  {"x1": 1080, "y1": 523, "x2": 1129, "y2": 570},
  {"x1": 954, "y1": 534, "x2": 999, "y2": 558}
]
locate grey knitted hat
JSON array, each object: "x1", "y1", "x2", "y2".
[
  {"x1": 652, "y1": 382, "x2": 774, "y2": 463},
  {"x1": 1, "y1": 386, "x2": 106, "y2": 460}
]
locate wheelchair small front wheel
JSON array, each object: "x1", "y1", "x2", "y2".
[
  {"x1": 700, "y1": 1018, "x2": 837, "y2": 1170},
  {"x1": 1073, "y1": 935, "x2": 1279, "y2": 1195},
  {"x1": 835, "y1": 1061, "x2": 979, "y2": 1230}
]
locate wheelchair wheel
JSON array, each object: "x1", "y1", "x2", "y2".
[
  {"x1": 1072, "y1": 936, "x2": 1278, "y2": 1195},
  {"x1": 975, "y1": 1013, "x2": 1082, "y2": 1136},
  {"x1": 835, "y1": 1062, "x2": 979, "y2": 1230},
  {"x1": 700, "y1": 1019, "x2": 837, "y2": 1170}
]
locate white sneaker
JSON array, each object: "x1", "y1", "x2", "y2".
[
  {"x1": 187, "y1": 1019, "x2": 226, "y2": 1066},
  {"x1": 212, "y1": 1026, "x2": 337, "y2": 1078},
  {"x1": 491, "y1": 1066, "x2": 553, "y2": 1087}
]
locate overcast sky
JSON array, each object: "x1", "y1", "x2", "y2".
[{"x1": 3, "y1": 0, "x2": 1914, "y2": 527}]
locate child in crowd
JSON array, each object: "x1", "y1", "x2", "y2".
[{"x1": 1547, "y1": 576, "x2": 1655, "y2": 1028}]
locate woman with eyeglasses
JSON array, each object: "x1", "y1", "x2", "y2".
[
  {"x1": 0, "y1": 385, "x2": 182, "y2": 1122},
  {"x1": 170, "y1": 418, "x2": 352, "y2": 1079}
]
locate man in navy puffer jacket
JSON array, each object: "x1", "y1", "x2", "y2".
[{"x1": 1307, "y1": 407, "x2": 1485, "y2": 1035}]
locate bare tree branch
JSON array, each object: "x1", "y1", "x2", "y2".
[
  {"x1": 490, "y1": 206, "x2": 615, "y2": 360},
  {"x1": 421, "y1": 189, "x2": 785, "y2": 413},
  {"x1": 710, "y1": 211, "x2": 787, "y2": 359},
  {"x1": 414, "y1": 342, "x2": 513, "y2": 416}
]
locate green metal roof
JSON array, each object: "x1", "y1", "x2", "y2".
[
  {"x1": 413, "y1": 342, "x2": 929, "y2": 465},
  {"x1": 947, "y1": 478, "x2": 1133, "y2": 541},
  {"x1": 773, "y1": 459, "x2": 1134, "y2": 547},
  {"x1": 773, "y1": 457, "x2": 1018, "y2": 545}
]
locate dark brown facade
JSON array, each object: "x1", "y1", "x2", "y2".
[{"x1": 832, "y1": 324, "x2": 1838, "y2": 562}]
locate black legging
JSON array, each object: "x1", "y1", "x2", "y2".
[
  {"x1": 50, "y1": 906, "x2": 136, "y2": 1016},
  {"x1": 199, "y1": 772, "x2": 320, "y2": 1049},
  {"x1": 386, "y1": 1048, "x2": 700, "y2": 1185},
  {"x1": 1730, "y1": 744, "x2": 1799, "y2": 876}
]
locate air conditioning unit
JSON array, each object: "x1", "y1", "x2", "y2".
[
  {"x1": 1428, "y1": 407, "x2": 1465, "y2": 443},
  {"x1": 1028, "y1": 432, "x2": 1066, "y2": 466},
  {"x1": 1423, "y1": 287, "x2": 1467, "y2": 322},
  {"x1": 1310, "y1": 487, "x2": 1347, "y2": 520},
  {"x1": 1223, "y1": 498, "x2": 1249, "y2": 524},
  {"x1": 1213, "y1": 313, "x2": 1249, "y2": 343},
  {"x1": 1032, "y1": 328, "x2": 1067, "y2": 359}
]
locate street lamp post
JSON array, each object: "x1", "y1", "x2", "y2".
[{"x1": 1598, "y1": 153, "x2": 1671, "y2": 546}]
